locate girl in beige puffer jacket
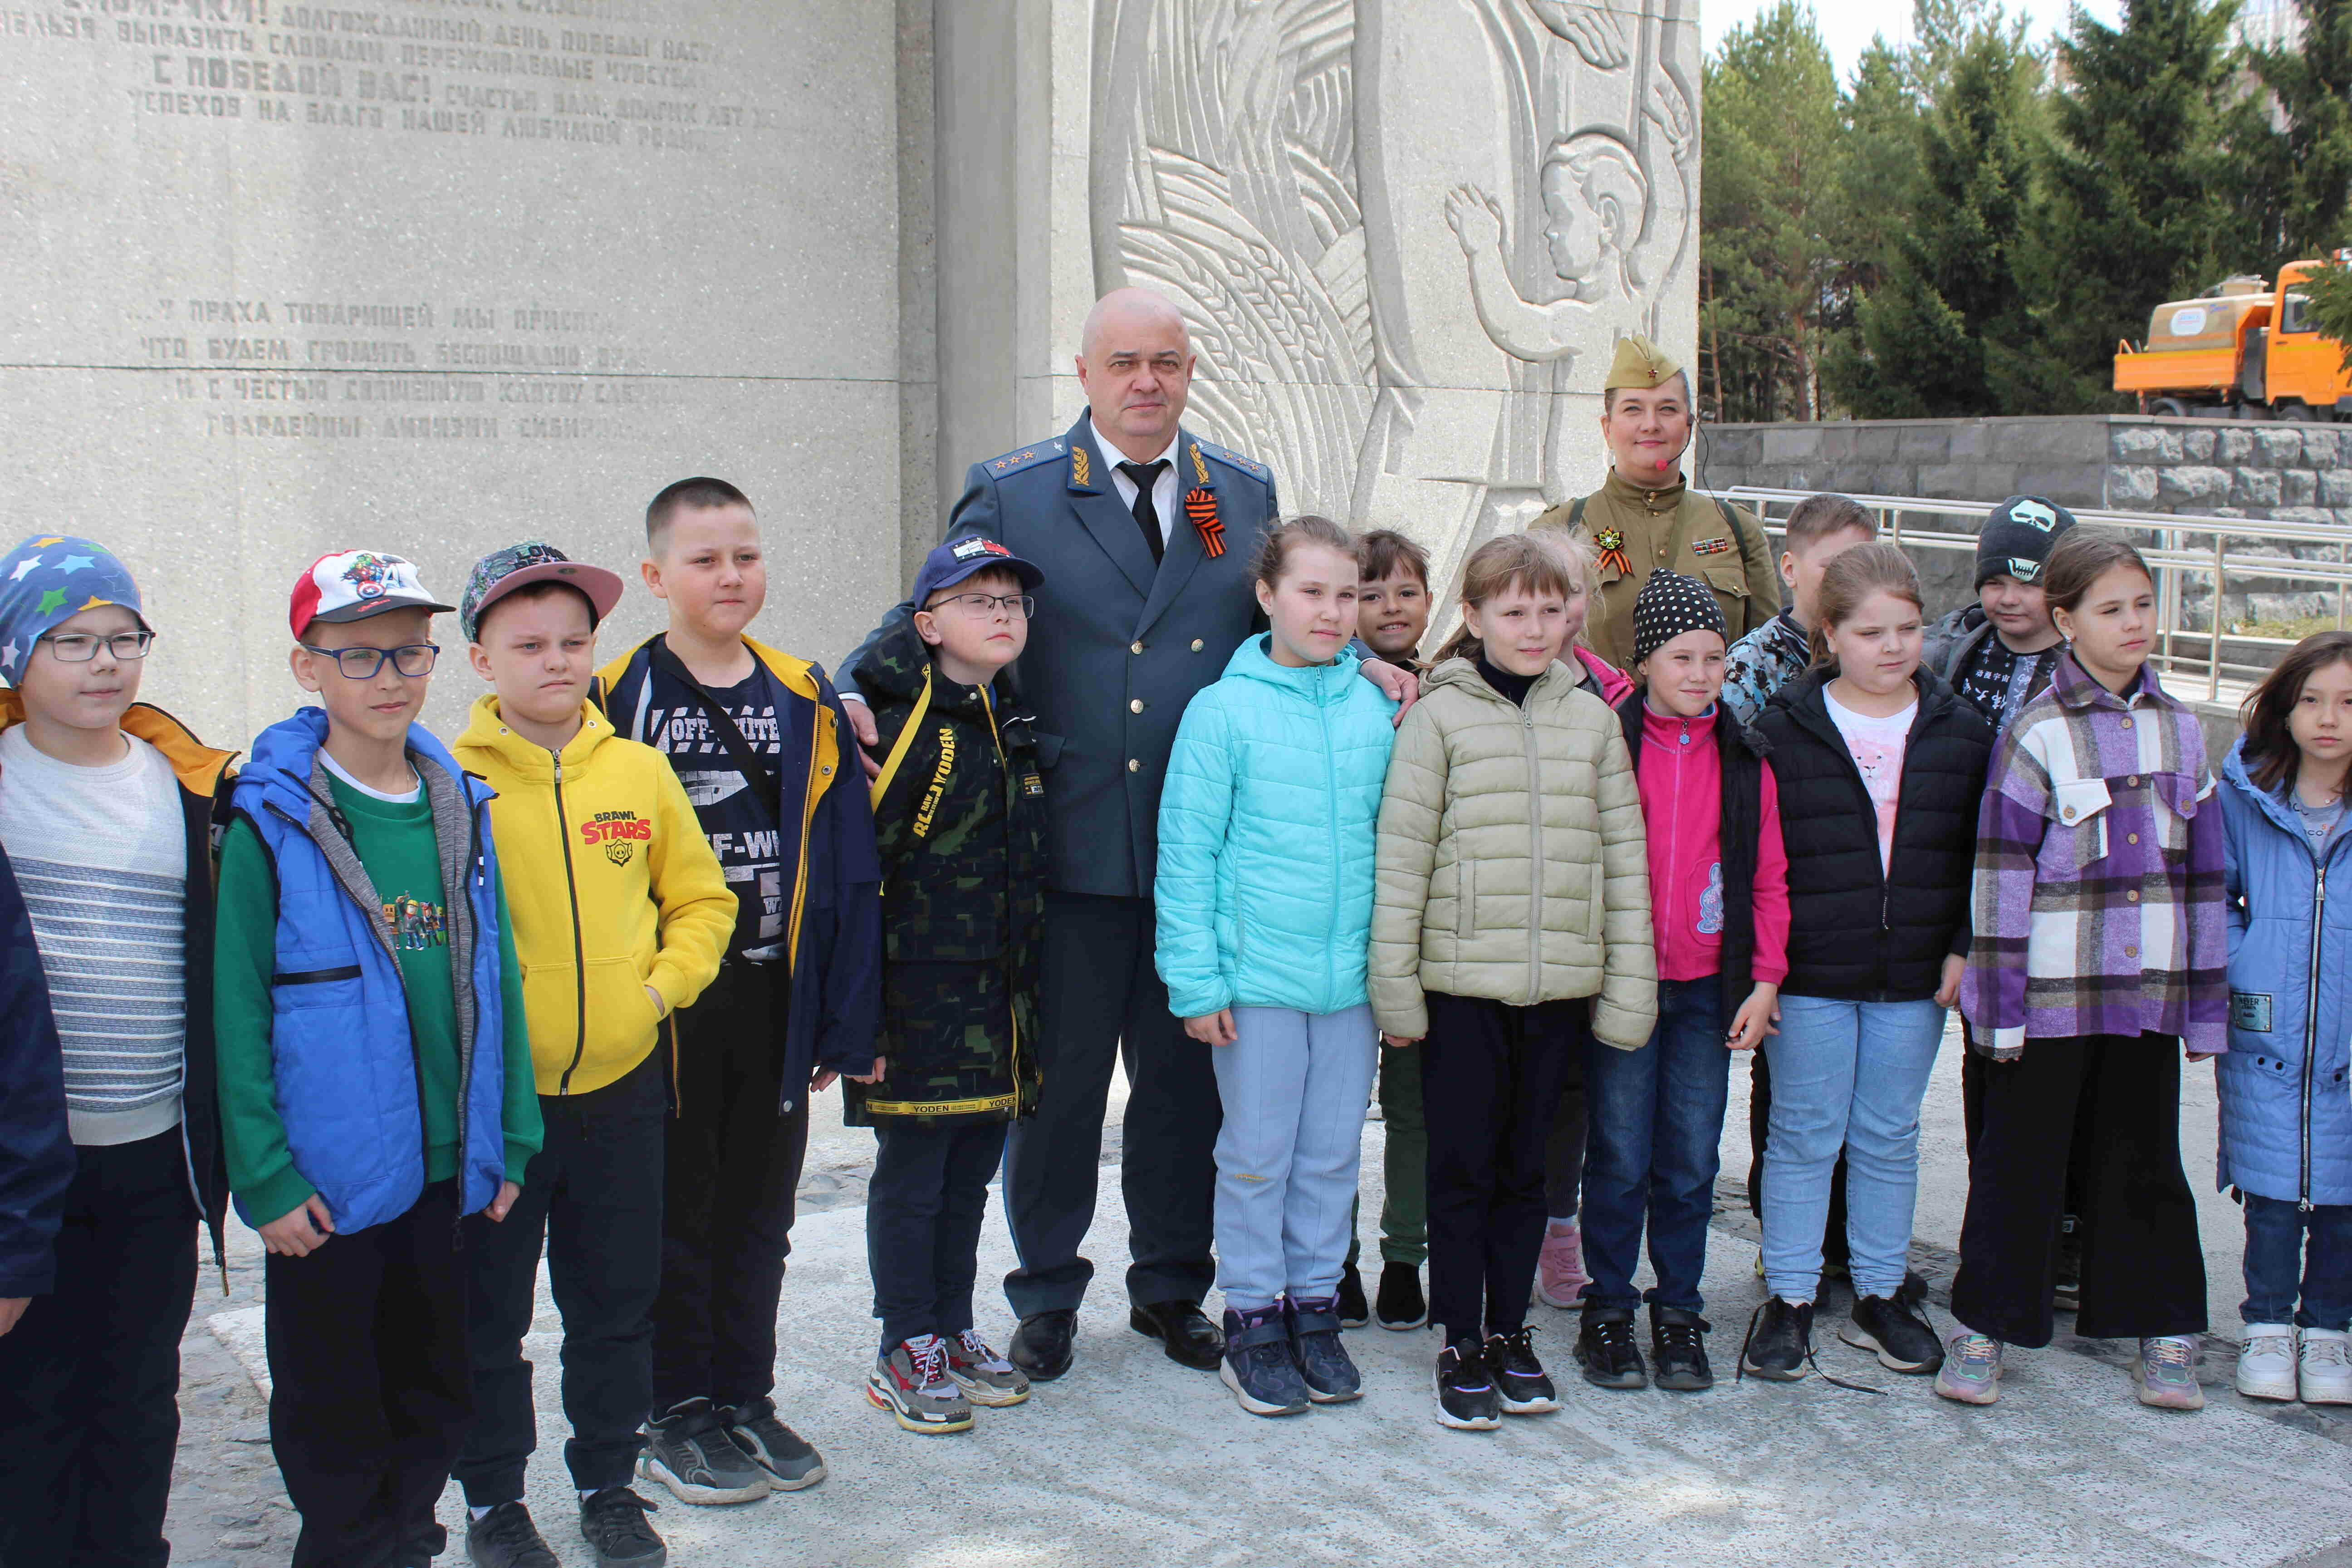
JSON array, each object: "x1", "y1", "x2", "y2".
[{"x1": 1371, "y1": 534, "x2": 1655, "y2": 1430}]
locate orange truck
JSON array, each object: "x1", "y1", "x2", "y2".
[{"x1": 2112, "y1": 258, "x2": 2352, "y2": 421}]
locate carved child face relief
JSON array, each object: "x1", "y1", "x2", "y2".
[
  {"x1": 1075, "y1": 289, "x2": 1196, "y2": 463},
  {"x1": 1541, "y1": 165, "x2": 1607, "y2": 284}
]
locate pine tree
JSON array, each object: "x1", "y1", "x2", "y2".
[
  {"x1": 1700, "y1": 1, "x2": 1847, "y2": 421},
  {"x1": 2033, "y1": 0, "x2": 2246, "y2": 411},
  {"x1": 2239, "y1": 0, "x2": 2352, "y2": 258},
  {"x1": 1826, "y1": 17, "x2": 2049, "y2": 416}
]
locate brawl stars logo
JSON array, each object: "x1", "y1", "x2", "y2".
[{"x1": 582, "y1": 809, "x2": 652, "y2": 867}]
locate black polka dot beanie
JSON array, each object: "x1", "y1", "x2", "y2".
[{"x1": 1631, "y1": 569, "x2": 1726, "y2": 666}]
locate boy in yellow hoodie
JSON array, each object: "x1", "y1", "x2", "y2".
[{"x1": 448, "y1": 542, "x2": 736, "y2": 1568}]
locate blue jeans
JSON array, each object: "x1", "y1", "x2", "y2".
[
  {"x1": 1582, "y1": 977, "x2": 1731, "y2": 1313},
  {"x1": 2242, "y1": 1192, "x2": 2352, "y2": 1331},
  {"x1": 1209, "y1": 1004, "x2": 1378, "y2": 1313},
  {"x1": 1760, "y1": 995, "x2": 1945, "y2": 1302}
]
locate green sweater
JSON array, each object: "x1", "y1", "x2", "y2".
[{"x1": 215, "y1": 771, "x2": 540, "y2": 1227}]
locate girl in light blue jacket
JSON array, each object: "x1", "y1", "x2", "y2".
[
  {"x1": 2218, "y1": 631, "x2": 2352, "y2": 1406},
  {"x1": 1156, "y1": 514, "x2": 1397, "y2": 1419}
]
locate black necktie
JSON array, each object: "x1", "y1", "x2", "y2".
[{"x1": 1117, "y1": 460, "x2": 1169, "y2": 565}]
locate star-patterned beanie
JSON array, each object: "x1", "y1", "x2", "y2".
[
  {"x1": 0, "y1": 535, "x2": 148, "y2": 686},
  {"x1": 1630, "y1": 568, "x2": 1725, "y2": 666}
]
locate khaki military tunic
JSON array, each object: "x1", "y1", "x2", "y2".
[{"x1": 1537, "y1": 470, "x2": 1779, "y2": 671}]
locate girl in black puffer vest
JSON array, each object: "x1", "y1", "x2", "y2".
[{"x1": 1744, "y1": 544, "x2": 1994, "y2": 1384}]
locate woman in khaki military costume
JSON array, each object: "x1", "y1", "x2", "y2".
[{"x1": 1536, "y1": 337, "x2": 1779, "y2": 671}]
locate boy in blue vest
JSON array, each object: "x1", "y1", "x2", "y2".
[{"x1": 215, "y1": 550, "x2": 543, "y2": 1568}]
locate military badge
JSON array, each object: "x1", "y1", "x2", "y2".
[
  {"x1": 1070, "y1": 445, "x2": 1092, "y2": 489},
  {"x1": 1593, "y1": 525, "x2": 1630, "y2": 577},
  {"x1": 1691, "y1": 536, "x2": 1734, "y2": 557},
  {"x1": 1186, "y1": 487, "x2": 1224, "y2": 558}
]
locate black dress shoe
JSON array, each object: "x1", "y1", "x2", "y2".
[
  {"x1": 1129, "y1": 1300, "x2": 1225, "y2": 1371},
  {"x1": 1009, "y1": 1309, "x2": 1077, "y2": 1382}
]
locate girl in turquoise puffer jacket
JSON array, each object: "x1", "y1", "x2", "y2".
[{"x1": 1156, "y1": 515, "x2": 1397, "y2": 1420}]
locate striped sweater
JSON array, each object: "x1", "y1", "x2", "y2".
[{"x1": 1959, "y1": 653, "x2": 2227, "y2": 1059}]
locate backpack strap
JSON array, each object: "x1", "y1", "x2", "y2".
[
  {"x1": 1713, "y1": 493, "x2": 1758, "y2": 560},
  {"x1": 868, "y1": 664, "x2": 935, "y2": 811}
]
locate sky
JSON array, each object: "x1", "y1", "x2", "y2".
[{"x1": 1702, "y1": 0, "x2": 2126, "y2": 81}]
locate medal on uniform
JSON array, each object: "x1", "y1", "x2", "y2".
[
  {"x1": 1593, "y1": 525, "x2": 1629, "y2": 576},
  {"x1": 1186, "y1": 487, "x2": 1224, "y2": 558}
]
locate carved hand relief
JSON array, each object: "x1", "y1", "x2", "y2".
[{"x1": 1093, "y1": 0, "x2": 1698, "y2": 599}]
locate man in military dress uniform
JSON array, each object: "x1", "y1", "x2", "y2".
[
  {"x1": 1538, "y1": 336, "x2": 1779, "y2": 671},
  {"x1": 842, "y1": 289, "x2": 1411, "y2": 1384}
]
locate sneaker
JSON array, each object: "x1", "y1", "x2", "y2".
[
  {"x1": 1934, "y1": 1333, "x2": 2003, "y2": 1405},
  {"x1": 1738, "y1": 1298, "x2": 1813, "y2": 1382},
  {"x1": 1536, "y1": 1222, "x2": 1591, "y2": 1310},
  {"x1": 2236, "y1": 1323, "x2": 2298, "y2": 1402},
  {"x1": 2052, "y1": 1218, "x2": 2083, "y2": 1311},
  {"x1": 1574, "y1": 1305, "x2": 1649, "y2": 1390},
  {"x1": 717, "y1": 1396, "x2": 826, "y2": 1491},
  {"x1": 466, "y1": 1501, "x2": 559, "y2": 1568},
  {"x1": 638, "y1": 1397, "x2": 773, "y2": 1503},
  {"x1": 2300, "y1": 1327, "x2": 2352, "y2": 1405},
  {"x1": 1650, "y1": 1305, "x2": 1713, "y2": 1393},
  {"x1": 1375, "y1": 1261, "x2": 1427, "y2": 1330},
  {"x1": 1336, "y1": 1264, "x2": 1370, "y2": 1329},
  {"x1": 867, "y1": 1336, "x2": 975, "y2": 1434},
  {"x1": 1844, "y1": 1293, "x2": 1945, "y2": 1374},
  {"x1": 1220, "y1": 1305, "x2": 1311, "y2": 1416},
  {"x1": 1288, "y1": 1297, "x2": 1363, "y2": 1403},
  {"x1": 2133, "y1": 1335, "x2": 2206, "y2": 1410},
  {"x1": 1434, "y1": 1338, "x2": 1502, "y2": 1430},
  {"x1": 945, "y1": 1329, "x2": 1032, "y2": 1408},
  {"x1": 1484, "y1": 1326, "x2": 1559, "y2": 1413},
  {"x1": 577, "y1": 1488, "x2": 665, "y2": 1568}
]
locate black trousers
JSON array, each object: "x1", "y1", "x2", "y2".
[
  {"x1": 266, "y1": 1180, "x2": 470, "y2": 1568},
  {"x1": 1960, "y1": 1030, "x2": 2092, "y2": 1236},
  {"x1": 1001, "y1": 892, "x2": 1219, "y2": 1316},
  {"x1": 652, "y1": 960, "x2": 809, "y2": 1412},
  {"x1": 868, "y1": 1120, "x2": 1005, "y2": 1352},
  {"x1": 1420, "y1": 991, "x2": 1587, "y2": 1344},
  {"x1": 455, "y1": 1053, "x2": 666, "y2": 1504},
  {"x1": 0, "y1": 1129, "x2": 196, "y2": 1568},
  {"x1": 1952, "y1": 1034, "x2": 2207, "y2": 1347},
  {"x1": 1748, "y1": 1050, "x2": 1851, "y2": 1263}
]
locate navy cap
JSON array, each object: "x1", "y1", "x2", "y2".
[{"x1": 912, "y1": 534, "x2": 1044, "y2": 607}]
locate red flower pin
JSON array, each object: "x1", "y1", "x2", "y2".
[{"x1": 1185, "y1": 487, "x2": 1224, "y2": 558}]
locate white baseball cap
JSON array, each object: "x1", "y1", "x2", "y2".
[{"x1": 289, "y1": 550, "x2": 455, "y2": 639}]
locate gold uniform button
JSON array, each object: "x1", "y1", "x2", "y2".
[
  {"x1": 1131, "y1": 641, "x2": 1144, "y2": 655},
  {"x1": 1191, "y1": 639, "x2": 1205, "y2": 652},
  {"x1": 1127, "y1": 758, "x2": 1142, "y2": 773},
  {"x1": 1129, "y1": 699, "x2": 1144, "y2": 714}
]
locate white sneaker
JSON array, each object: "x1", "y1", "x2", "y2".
[
  {"x1": 2236, "y1": 1323, "x2": 2298, "y2": 1401},
  {"x1": 2300, "y1": 1327, "x2": 2352, "y2": 1405}
]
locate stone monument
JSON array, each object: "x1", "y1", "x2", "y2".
[{"x1": 0, "y1": 0, "x2": 1694, "y2": 745}]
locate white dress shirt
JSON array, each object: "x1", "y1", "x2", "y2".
[{"x1": 1105, "y1": 431, "x2": 1183, "y2": 545}]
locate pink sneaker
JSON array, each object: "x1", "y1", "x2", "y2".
[{"x1": 1537, "y1": 1223, "x2": 1590, "y2": 1309}]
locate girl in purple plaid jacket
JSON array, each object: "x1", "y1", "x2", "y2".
[{"x1": 1944, "y1": 533, "x2": 2227, "y2": 1411}]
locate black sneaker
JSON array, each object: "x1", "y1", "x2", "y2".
[
  {"x1": 578, "y1": 1487, "x2": 666, "y2": 1568},
  {"x1": 1220, "y1": 1305, "x2": 1312, "y2": 1416},
  {"x1": 466, "y1": 1501, "x2": 558, "y2": 1568},
  {"x1": 1844, "y1": 1292, "x2": 1945, "y2": 1373},
  {"x1": 1336, "y1": 1263, "x2": 1370, "y2": 1328},
  {"x1": 1434, "y1": 1338, "x2": 1501, "y2": 1430},
  {"x1": 1574, "y1": 1305, "x2": 1649, "y2": 1390},
  {"x1": 1650, "y1": 1305, "x2": 1714, "y2": 1392},
  {"x1": 638, "y1": 1397, "x2": 772, "y2": 1504},
  {"x1": 719, "y1": 1396, "x2": 828, "y2": 1491},
  {"x1": 1740, "y1": 1297, "x2": 1814, "y2": 1382},
  {"x1": 1375, "y1": 1261, "x2": 1427, "y2": 1330},
  {"x1": 1483, "y1": 1326, "x2": 1559, "y2": 1413}
]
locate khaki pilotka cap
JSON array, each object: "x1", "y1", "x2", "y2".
[{"x1": 1603, "y1": 334, "x2": 1681, "y2": 392}]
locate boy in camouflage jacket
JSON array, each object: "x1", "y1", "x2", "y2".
[{"x1": 847, "y1": 535, "x2": 1048, "y2": 1435}]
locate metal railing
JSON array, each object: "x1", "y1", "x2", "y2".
[{"x1": 1718, "y1": 487, "x2": 2352, "y2": 704}]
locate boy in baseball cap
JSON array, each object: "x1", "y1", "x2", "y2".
[
  {"x1": 1924, "y1": 496, "x2": 2077, "y2": 733},
  {"x1": 448, "y1": 541, "x2": 736, "y2": 1565},
  {"x1": 216, "y1": 547, "x2": 540, "y2": 1566},
  {"x1": 846, "y1": 534, "x2": 1049, "y2": 1433}
]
